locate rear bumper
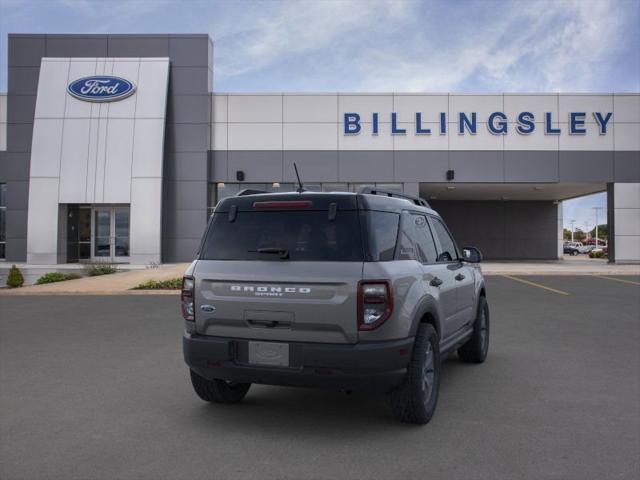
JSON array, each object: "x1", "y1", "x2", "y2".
[{"x1": 183, "y1": 333, "x2": 414, "y2": 393}]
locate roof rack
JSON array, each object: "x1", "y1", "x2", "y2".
[
  {"x1": 359, "y1": 187, "x2": 430, "y2": 208},
  {"x1": 236, "y1": 189, "x2": 268, "y2": 196}
]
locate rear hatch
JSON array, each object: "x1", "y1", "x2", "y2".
[{"x1": 193, "y1": 194, "x2": 364, "y2": 344}]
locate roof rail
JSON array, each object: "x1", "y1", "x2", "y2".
[
  {"x1": 236, "y1": 189, "x2": 268, "y2": 196},
  {"x1": 359, "y1": 187, "x2": 430, "y2": 208}
]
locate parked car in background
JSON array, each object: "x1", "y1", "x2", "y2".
[{"x1": 564, "y1": 242, "x2": 585, "y2": 255}]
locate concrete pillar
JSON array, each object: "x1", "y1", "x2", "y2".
[
  {"x1": 608, "y1": 183, "x2": 640, "y2": 263},
  {"x1": 557, "y1": 201, "x2": 564, "y2": 259}
]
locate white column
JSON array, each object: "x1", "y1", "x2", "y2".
[{"x1": 612, "y1": 183, "x2": 640, "y2": 263}]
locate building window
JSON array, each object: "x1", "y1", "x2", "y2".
[
  {"x1": 0, "y1": 183, "x2": 6, "y2": 259},
  {"x1": 207, "y1": 182, "x2": 404, "y2": 214}
]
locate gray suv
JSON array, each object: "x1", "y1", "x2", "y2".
[{"x1": 182, "y1": 188, "x2": 489, "y2": 424}]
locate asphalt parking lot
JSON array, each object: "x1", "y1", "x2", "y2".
[{"x1": 1, "y1": 275, "x2": 639, "y2": 480}]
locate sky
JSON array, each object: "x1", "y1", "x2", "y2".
[{"x1": 1, "y1": 0, "x2": 638, "y2": 227}]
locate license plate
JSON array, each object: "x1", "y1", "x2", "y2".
[{"x1": 248, "y1": 341, "x2": 290, "y2": 367}]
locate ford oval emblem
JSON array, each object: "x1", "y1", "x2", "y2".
[
  {"x1": 200, "y1": 305, "x2": 216, "y2": 313},
  {"x1": 67, "y1": 76, "x2": 136, "y2": 102}
]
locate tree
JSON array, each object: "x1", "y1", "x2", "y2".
[
  {"x1": 572, "y1": 228, "x2": 586, "y2": 242},
  {"x1": 589, "y1": 224, "x2": 607, "y2": 239},
  {"x1": 563, "y1": 228, "x2": 572, "y2": 240}
]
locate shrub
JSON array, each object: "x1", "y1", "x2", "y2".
[
  {"x1": 36, "y1": 272, "x2": 82, "y2": 285},
  {"x1": 133, "y1": 278, "x2": 182, "y2": 290},
  {"x1": 84, "y1": 263, "x2": 118, "y2": 276},
  {"x1": 589, "y1": 250, "x2": 606, "y2": 259},
  {"x1": 6, "y1": 265, "x2": 24, "y2": 288}
]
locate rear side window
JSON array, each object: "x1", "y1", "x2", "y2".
[
  {"x1": 430, "y1": 217, "x2": 459, "y2": 262},
  {"x1": 397, "y1": 213, "x2": 438, "y2": 263},
  {"x1": 364, "y1": 211, "x2": 399, "y2": 261},
  {"x1": 201, "y1": 211, "x2": 363, "y2": 261}
]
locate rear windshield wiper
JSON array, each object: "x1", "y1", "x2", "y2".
[{"x1": 249, "y1": 247, "x2": 290, "y2": 259}]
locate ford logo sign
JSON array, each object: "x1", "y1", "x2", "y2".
[{"x1": 67, "y1": 76, "x2": 136, "y2": 102}]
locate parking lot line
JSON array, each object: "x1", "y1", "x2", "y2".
[
  {"x1": 501, "y1": 275, "x2": 571, "y2": 296},
  {"x1": 593, "y1": 275, "x2": 640, "y2": 286}
]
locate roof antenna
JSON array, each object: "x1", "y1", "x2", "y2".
[{"x1": 293, "y1": 162, "x2": 305, "y2": 193}]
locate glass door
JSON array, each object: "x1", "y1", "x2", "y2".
[
  {"x1": 92, "y1": 206, "x2": 130, "y2": 263},
  {"x1": 113, "y1": 208, "x2": 130, "y2": 259}
]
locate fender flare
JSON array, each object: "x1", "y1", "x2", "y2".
[{"x1": 409, "y1": 295, "x2": 442, "y2": 339}]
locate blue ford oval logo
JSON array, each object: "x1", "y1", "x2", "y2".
[{"x1": 67, "y1": 76, "x2": 136, "y2": 102}]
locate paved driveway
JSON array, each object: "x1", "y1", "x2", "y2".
[{"x1": 1, "y1": 276, "x2": 639, "y2": 480}]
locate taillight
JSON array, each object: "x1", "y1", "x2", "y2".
[
  {"x1": 357, "y1": 280, "x2": 393, "y2": 331},
  {"x1": 181, "y1": 276, "x2": 195, "y2": 321}
]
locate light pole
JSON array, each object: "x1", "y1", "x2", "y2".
[
  {"x1": 570, "y1": 219, "x2": 576, "y2": 242},
  {"x1": 592, "y1": 206, "x2": 603, "y2": 248}
]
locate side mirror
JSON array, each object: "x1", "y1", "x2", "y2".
[{"x1": 462, "y1": 246, "x2": 482, "y2": 263}]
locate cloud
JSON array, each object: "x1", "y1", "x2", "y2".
[
  {"x1": 212, "y1": 0, "x2": 638, "y2": 92},
  {"x1": 0, "y1": 0, "x2": 637, "y2": 92},
  {"x1": 212, "y1": 0, "x2": 412, "y2": 80}
]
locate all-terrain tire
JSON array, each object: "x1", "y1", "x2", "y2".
[
  {"x1": 190, "y1": 369, "x2": 251, "y2": 403},
  {"x1": 458, "y1": 296, "x2": 490, "y2": 363},
  {"x1": 389, "y1": 323, "x2": 440, "y2": 424}
]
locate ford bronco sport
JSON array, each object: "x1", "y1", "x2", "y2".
[{"x1": 182, "y1": 188, "x2": 489, "y2": 424}]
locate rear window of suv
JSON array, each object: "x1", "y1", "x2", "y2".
[{"x1": 201, "y1": 210, "x2": 364, "y2": 261}]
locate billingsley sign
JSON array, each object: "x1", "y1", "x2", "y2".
[
  {"x1": 67, "y1": 76, "x2": 136, "y2": 102},
  {"x1": 343, "y1": 112, "x2": 613, "y2": 135}
]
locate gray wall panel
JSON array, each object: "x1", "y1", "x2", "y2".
[
  {"x1": 431, "y1": 200, "x2": 558, "y2": 259},
  {"x1": 169, "y1": 67, "x2": 210, "y2": 95},
  {"x1": 0, "y1": 153, "x2": 30, "y2": 181},
  {"x1": 283, "y1": 151, "x2": 338, "y2": 182},
  {"x1": 505, "y1": 151, "x2": 559, "y2": 182},
  {"x1": 163, "y1": 180, "x2": 208, "y2": 211},
  {"x1": 8, "y1": 36, "x2": 45, "y2": 67},
  {"x1": 7, "y1": 67, "x2": 40, "y2": 95},
  {"x1": 208, "y1": 151, "x2": 228, "y2": 182},
  {"x1": 6, "y1": 124, "x2": 33, "y2": 153},
  {"x1": 165, "y1": 152, "x2": 209, "y2": 181},
  {"x1": 107, "y1": 35, "x2": 170, "y2": 57},
  {"x1": 163, "y1": 209, "x2": 207, "y2": 239},
  {"x1": 162, "y1": 237, "x2": 201, "y2": 263},
  {"x1": 449, "y1": 151, "x2": 504, "y2": 182},
  {"x1": 614, "y1": 151, "x2": 640, "y2": 182},
  {"x1": 6, "y1": 95, "x2": 36, "y2": 124},
  {"x1": 6, "y1": 208, "x2": 28, "y2": 239},
  {"x1": 6, "y1": 180, "x2": 29, "y2": 209},
  {"x1": 5, "y1": 236, "x2": 27, "y2": 262},
  {"x1": 338, "y1": 151, "x2": 394, "y2": 182},
  {"x1": 45, "y1": 36, "x2": 108, "y2": 57},
  {"x1": 169, "y1": 36, "x2": 211, "y2": 67},
  {"x1": 228, "y1": 151, "x2": 283, "y2": 182},
  {"x1": 559, "y1": 151, "x2": 614, "y2": 183},
  {"x1": 167, "y1": 95, "x2": 210, "y2": 124},
  {"x1": 394, "y1": 151, "x2": 449, "y2": 182},
  {"x1": 165, "y1": 123, "x2": 209, "y2": 153}
]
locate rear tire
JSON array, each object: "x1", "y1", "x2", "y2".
[
  {"x1": 458, "y1": 296, "x2": 490, "y2": 363},
  {"x1": 189, "y1": 369, "x2": 251, "y2": 404},
  {"x1": 389, "y1": 323, "x2": 440, "y2": 424}
]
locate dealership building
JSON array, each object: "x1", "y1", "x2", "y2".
[{"x1": 0, "y1": 33, "x2": 638, "y2": 265}]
